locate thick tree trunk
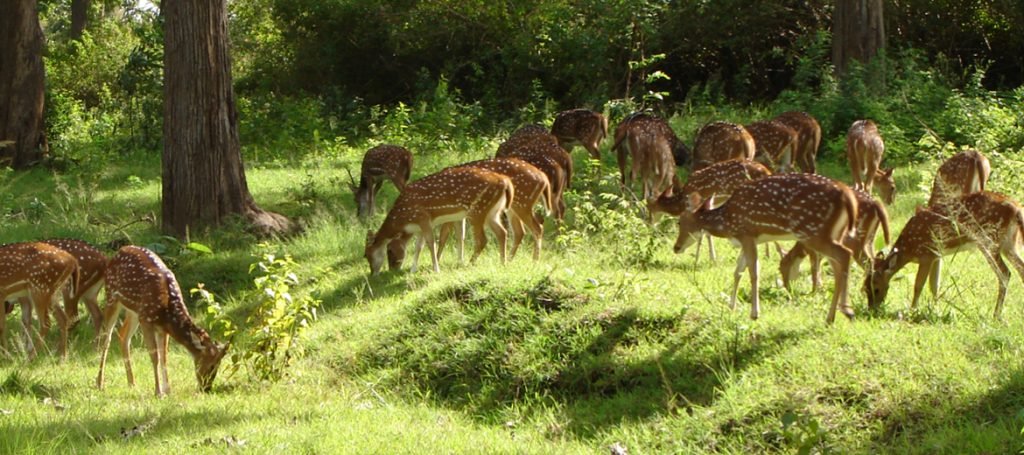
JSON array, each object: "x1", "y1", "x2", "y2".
[
  {"x1": 161, "y1": 0, "x2": 293, "y2": 238},
  {"x1": 70, "y1": 0, "x2": 90, "y2": 41},
  {"x1": 832, "y1": 0, "x2": 886, "y2": 75},
  {"x1": 0, "y1": 0, "x2": 47, "y2": 169}
]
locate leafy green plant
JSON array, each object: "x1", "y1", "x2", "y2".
[{"x1": 232, "y1": 244, "x2": 322, "y2": 382}]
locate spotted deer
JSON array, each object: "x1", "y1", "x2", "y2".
[
  {"x1": 928, "y1": 149, "x2": 991, "y2": 207},
  {"x1": 496, "y1": 127, "x2": 571, "y2": 220},
  {"x1": 364, "y1": 166, "x2": 514, "y2": 275},
  {"x1": 348, "y1": 144, "x2": 413, "y2": 219},
  {"x1": 744, "y1": 120, "x2": 799, "y2": 173},
  {"x1": 437, "y1": 158, "x2": 553, "y2": 261},
  {"x1": 847, "y1": 119, "x2": 895, "y2": 204},
  {"x1": 773, "y1": 111, "x2": 821, "y2": 173},
  {"x1": 0, "y1": 242, "x2": 78, "y2": 358},
  {"x1": 691, "y1": 121, "x2": 755, "y2": 172},
  {"x1": 96, "y1": 246, "x2": 228, "y2": 396},
  {"x1": 650, "y1": 159, "x2": 772, "y2": 262},
  {"x1": 674, "y1": 173, "x2": 859, "y2": 323},
  {"x1": 38, "y1": 239, "x2": 107, "y2": 333},
  {"x1": 780, "y1": 188, "x2": 891, "y2": 291},
  {"x1": 866, "y1": 191, "x2": 1024, "y2": 317},
  {"x1": 611, "y1": 113, "x2": 689, "y2": 193},
  {"x1": 550, "y1": 108, "x2": 608, "y2": 160}
]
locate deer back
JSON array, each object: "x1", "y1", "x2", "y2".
[
  {"x1": 691, "y1": 121, "x2": 755, "y2": 172},
  {"x1": 551, "y1": 109, "x2": 607, "y2": 145},
  {"x1": 649, "y1": 159, "x2": 770, "y2": 217},
  {"x1": 846, "y1": 120, "x2": 885, "y2": 167},
  {"x1": 773, "y1": 111, "x2": 821, "y2": 173},
  {"x1": 744, "y1": 120, "x2": 798, "y2": 170},
  {"x1": 369, "y1": 167, "x2": 514, "y2": 249},
  {"x1": 715, "y1": 173, "x2": 856, "y2": 241},
  {"x1": 0, "y1": 242, "x2": 79, "y2": 301},
  {"x1": 40, "y1": 238, "x2": 106, "y2": 298},
  {"x1": 928, "y1": 149, "x2": 991, "y2": 206},
  {"x1": 462, "y1": 158, "x2": 552, "y2": 214}
]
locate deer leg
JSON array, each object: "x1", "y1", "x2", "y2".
[
  {"x1": 804, "y1": 238, "x2": 853, "y2": 323},
  {"x1": 910, "y1": 257, "x2": 935, "y2": 310},
  {"x1": 487, "y1": 211, "x2": 508, "y2": 264},
  {"x1": 422, "y1": 221, "x2": 440, "y2": 273},
  {"x1": 982, "y1": 249, "x2": 1010, "y2": 319},
  {"x1": 119, "y1": 311, "x2": 140, "y2": 387},
  {"x1": 523, "y1": 207, "x2": 544, "y2": 260},
  {"x1": 157, "y1": 328, "x2": 170, "y2": 395},
  {"x1": 139, "y1": 323, "x2": 164, "y2": 397},
  {"x1": 730, "y1": 249, "x2": 748, "y2": 311},
  {"x1": 83, "y1": 284, "x2": 103, "y2": 336},
  {"x1": 19, "y1": 297, "x2": 36, "y2": 358},
  {"x1": 52, "y1": 291, "x2": 70, "y2": 360},
  {"x1": 507, "y1": 211, "x2": 525, "y2": 261},
  {"x1": 458, "y1": 219, "x2": 466, "y2": 263},
  {"x1": 96, "y1": 302, "x2": 123, "y2": 389},
  {"x1": 740, "y1": 239, "x2": 761, "y2": 320},
  {"x1": 810, "y1": 250, "x2": 823, "y2": 292},
  {"x1": 707, "y1": 234, "x2": 717, "y2": 262},
  {"x1": 469, "y1": 217, "x2": 489, "y2": 263},
  {"x1": 585, "y1": 142, "x2": 601, "y2": 161},
  {"x1": 437, "y1": 222, "x2": 453, "y2": 262},
  {"x1": 409, "y1": 230, "x2": 427, "y2": 273}
]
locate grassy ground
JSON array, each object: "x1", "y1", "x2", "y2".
[{"x1": 2, "y1": 134, "x2": 1024, "y2": 454}]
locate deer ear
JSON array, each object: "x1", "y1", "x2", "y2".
[
  {"x1": 686, "y1": 192, "x2": 702, "y2": 212},
  {"x1": 914, "y1": 205, "x2": 925, "y2": 214},
  {"x1": 883, "y1": 167, "x2": 894, "y2": 177}
]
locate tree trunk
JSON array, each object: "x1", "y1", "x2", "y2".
[
  {"x1": 832, "y1": 0, "x2": 886, "y2": 75},
  {"x1": 161, "y1": 0, "x2": 293, "y2": 238},
  {"x1": 70, "y1": 0, "x2": 90, "y2": 41},
  {"x1": 0, "y1": 0, "x2": 47, "y2": 169}
]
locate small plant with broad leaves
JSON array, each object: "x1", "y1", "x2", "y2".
[
  {"x1": 780, "y1": 410, "x2": 831, "y2": 455},
  {"x1": 238, "y1": 244, "x2": 322, "y2": 382}
]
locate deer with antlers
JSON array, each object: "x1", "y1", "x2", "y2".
[
  {"x1": 435, "y1": 158, "x2": 552, "y2": 261},
  {"x1": 96, "y1": 246, "x2": 228, "y2": 396},
  {"x1": 365, "y1": 166, "x2": 514, "y2": 275},
  {"x1": 773, "y1": 111, "x2": 821, "y2": 173},
  {"x1": 866, "y1": 191, "x2": 1024, "y2": 317},
  {"x1": 847, "y1": 119, "x2": 895, "y2": 204},
  {"x1": 550, "y1": 108, "x2": 608, "y2": 160},
  {"x1": 496, "y1": 127, "x2": 571, "y2": 220},
  {"x1": 928, "y1": 149, "x2": 991, "y2": 207},
  {"x1": 0, "y1": 242, "x2": 79, "y2": 358},
  {"x1": 745, "y1": 120, "x2": 799, "y2": 173},
  {"x1": 691, "y1": 121, "x2": 756, "y2": 172},
  {"x1": 780, "y1": 188, "x2": 891, "y2": 292},
  {"x1": 348, "y1": 144, "x2": 413, "y2": 219},
  {"x1": 674, "y1": 173, "x2": 859, "y2": 323}
]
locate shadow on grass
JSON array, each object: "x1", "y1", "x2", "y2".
[{"x1": 868, "y1": 366, "x2": 1024, "y2": 453}]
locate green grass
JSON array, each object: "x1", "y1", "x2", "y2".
[{"x1": 3, "y1": 137, "x2": 1024, "y2": 454}]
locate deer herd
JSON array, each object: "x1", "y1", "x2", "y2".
[
  {"x1": 1, "y1": 109, "x2": 1021, "y2": 399},
  {"x1": 357, "y1": 109, "x2": 1024, "y2": 327}
]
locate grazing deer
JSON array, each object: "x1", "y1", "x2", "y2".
[
  {"x1": 847, "y1": 119, "x2": 895, "y2": 204},
  {"x1": 38, "y1": 239, "x2": 107, "y2": 333},
  {"x1": 496, "y1": 127, "x2": 571, "y2": 220},
  {"x1": 364, "y1": 166, "x2": 514, "y2": 275},
  {"x1": 612, "y1": 113, "x2": 689, "y2": 192},
  {"x1": 96, "y1": 246, "x2": 228, "y2": 396},
  {"x1": 674, "y1": 173, "x2": 859, "y2": 323},
  {"x1": 348, "y1": 144, "x2": 413, "y2": 219},
  {"x1": 691, "y1": 121, "x2": 755, "y2": 172},
  {"x1": 780, "y1": 188, "x2": 891, "y2": 291},
  {"x1": 437, "y1": 158, "x2": 552, "y2": 261},
  {"x1": 648, "y1": 159, "x2": 771, "y2": 221},
  {"x1": 650, "y1": 159, "x2": 772, "y2": 263},
  {"x1": 773, "y1": 111, "x2": 821, "y2": 173},
  {"x1": 0, "y1": 242, "x2": 79, "y2": 358},
  {"x1": 744, "y1": 120, "x2": 799, "y2": 173},
  {"x1": 551, "y1": 108, "x2": 608, "y2": 160},
  {"x1": 866, "y1": 191, "x2": 1024, "y2": 317},
  {"x1": 928, "y1": 149, "x2": 991, "y2": 207}
]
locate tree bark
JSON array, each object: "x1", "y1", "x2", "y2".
[
  {"x1": 70, "y1": 0, "x2": 90, "y2": 41},
  {"x1": 832, "y1": 0, "x2": 886, "y2": 75},
  {"x1": 161, "y1": 0, "x2": 293, "y2": 238},
  {"x1": 0, "y1": 0, "x2": 47, "y2": 169}
]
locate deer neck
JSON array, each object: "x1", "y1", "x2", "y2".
[
  {"x1": 164, "y1": 296, "x2": 217, "y2": 360},
  {"x1": 695, "y1": 205, "x2": 730, "y2": 238}
]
